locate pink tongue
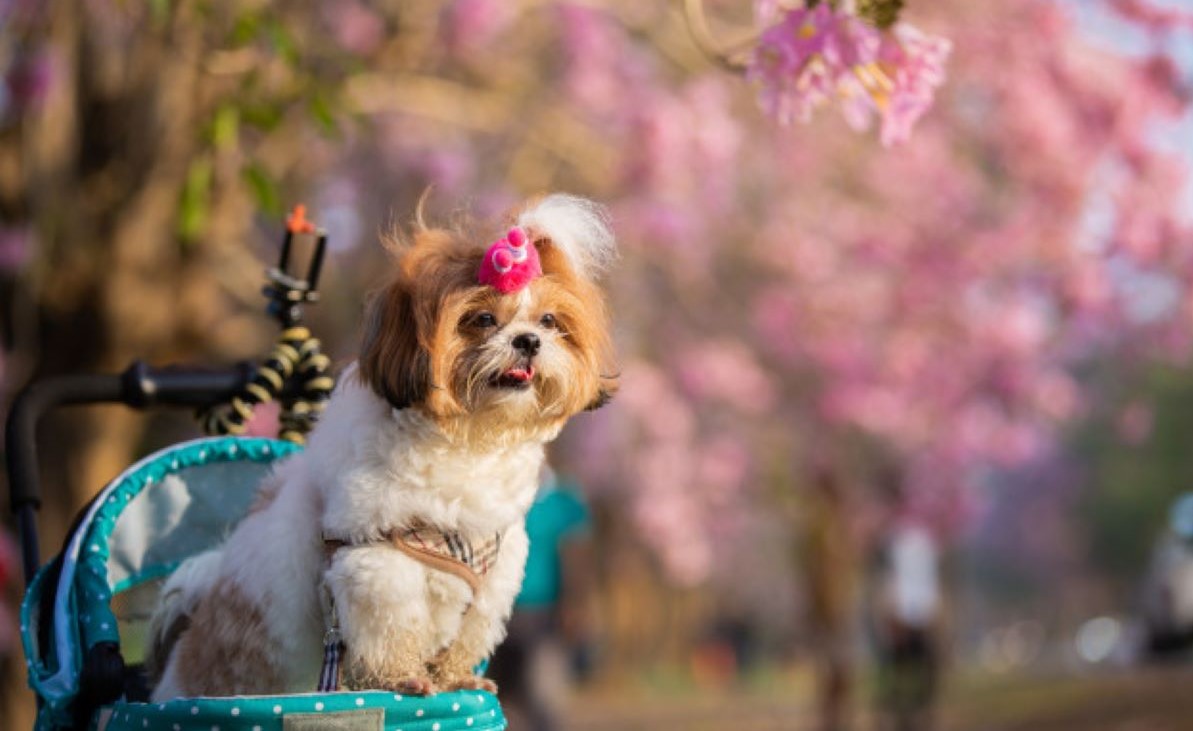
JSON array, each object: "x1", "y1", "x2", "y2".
[{"x1": 505, "y1": 367, "x2": 535, "y2": 382}]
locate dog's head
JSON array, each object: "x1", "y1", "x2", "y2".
[{"x1": 359, "y1": 194, "x2": 618, "y2": 440}]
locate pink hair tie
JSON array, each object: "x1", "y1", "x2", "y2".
[{"x1": 478, "y1": 227, "x2": 542, "y2": 293}]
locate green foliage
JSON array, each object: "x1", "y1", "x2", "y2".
[
  {"x1": 178, "y1": 156, "x2": 213, "y2": 242},
  {"x1": 149, "y1": 0, "x2": 170, "y2": 25},
  {"x1": 242, "y1": 162, "x2": 281, "y2": 217},
  {"x1": 266, "y1": 18, "x2": 299, "y2": 68},
  {"x1": 210, "y1": 104, "x2": 240, "y2": 149},
  {"x1": 307, "y1": 89, "x2": 338, "y2": 137},
  {"x1": 1074, "y1": 366, "x2": 1193, "y2": 584},
  {"x1": 803, "y1": 0, "x2": 904, "y2": 27},
  {"x1": 231, "y1": 12, "x2": 262, "y2": 47},
  {"x1": 238, "y1": 102, "x2": 284, "y2": 133},
  {"x1": 856, "y1": 0, "x2": 905, "y2": 29}
]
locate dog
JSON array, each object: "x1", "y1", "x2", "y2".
[{"x1": 148, "y1": 194, "x2": 617, "y2": 699}]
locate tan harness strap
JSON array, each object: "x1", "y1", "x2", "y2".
[
  {"x1": 322, "y1": 525, "x2": 503, "y2": 595},
  {"x1": 390, "y1": 537, "x2": 483, "y2": 593}
]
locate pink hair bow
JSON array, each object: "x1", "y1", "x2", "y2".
[{"x1": 477, "y1": 227, "x2": 542, "y2": 294}]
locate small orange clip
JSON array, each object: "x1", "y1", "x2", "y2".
[{"x1": 287, "y1": 204, "x2": 317, "y2": 234}]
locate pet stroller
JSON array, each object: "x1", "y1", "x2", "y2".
[{"x1": 7, "y1": 210, "x2": 507, "y2": 731}]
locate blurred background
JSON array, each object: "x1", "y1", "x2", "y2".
[{"x1": 3, "y1": 0, "x2": 1193, "y2": 729}]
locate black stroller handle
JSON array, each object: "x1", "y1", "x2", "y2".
[{"x1": 5, "y1": 360, "x2": 253, "y2": 584}]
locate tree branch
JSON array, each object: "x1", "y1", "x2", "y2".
[{"x1": 679, "y1": 0, "x2": 757, "y2": 73}]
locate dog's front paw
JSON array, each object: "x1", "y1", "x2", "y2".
[
  {"x1": 392, "y1": 676, "x2": 438, "y2": 696},
  {"x1": 441, "y1": 675, "x2": 497, "y2": 694}
]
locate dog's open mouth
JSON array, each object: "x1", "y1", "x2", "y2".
[{"x1": 493, "y1": 365, "x2": 535, "y2": 390}]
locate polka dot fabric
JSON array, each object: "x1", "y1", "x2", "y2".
[
  {"x1": 101, "y1": 691, "x2": 505, "y2": 731},
  {"x1": 77, "y1": 439, "x2": 302, "y2": 651}
]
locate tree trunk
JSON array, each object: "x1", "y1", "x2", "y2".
[
  {"x1": 0, "y1": 2, "x2": 267, "y2": 720},
  {"x1": 799, "y1": 466, "x2": 858, "y2": 731}
]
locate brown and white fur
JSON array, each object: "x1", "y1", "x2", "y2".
[{"x1": 148, "y1": 194, "x2": 617, "y2": 699}]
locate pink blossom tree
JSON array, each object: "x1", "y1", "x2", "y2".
[
  {"x1": 560, "y1": 0, "x2": 1193, "y2": 580},
  {"x1": 320, "y1": 5, "x2": 1193, "y2": 717}
]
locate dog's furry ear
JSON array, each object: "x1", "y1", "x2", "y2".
[
  {"x1": 585, "y1": 385, "x2": 615, "y2": 411},
  {"x1": 359, "y1": 277, "x2": 430, "y2": 410}
]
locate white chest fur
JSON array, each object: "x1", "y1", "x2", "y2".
[{"x1": 311, "y1": 377, "x2": 544, "y2": 542}]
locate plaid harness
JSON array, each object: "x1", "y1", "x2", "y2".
[
  {"x1": 323, "y1": 524, "x2": 504, "y2": 593},
  {"x1": 317, "y1": 523, "x2": 504, "y2": 692}
]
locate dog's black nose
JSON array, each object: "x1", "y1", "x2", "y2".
[{"x1": 512, "y1": 332, "x2": 541, "y2": 356}]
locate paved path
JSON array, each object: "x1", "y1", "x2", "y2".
[{"x1": 561, "y1": 665, "x2": 1193, "y2": 731}]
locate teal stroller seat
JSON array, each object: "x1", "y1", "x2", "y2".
[{"x1": 19, "y1": 435, "x2": 506, "y2": 731}]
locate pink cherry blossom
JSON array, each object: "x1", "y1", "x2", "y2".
[
  {"x1": 747, "y1": 3, "x2": 950, "y2": 145},
  {"x1": 747, "y1": 4, "x2": 880, "y2": 126},
  {"x1": 876, "y1": 24, "x2": 953, "y2": 146}
]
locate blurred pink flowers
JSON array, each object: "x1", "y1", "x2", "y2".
[
  {"x1": 5, "y1": 45, "x2": 59, "y2": 111},
  {"x1": 746, "y1": 3, "x2": 951, "y2": 145},
  {"x1": 874, "y1": 25, "x2": 953, "y2": 145},
  {"x1": 0, "y1": 529, "x2": 16, "y2": 655},
  {"x1": 1117, "y1": 400, "x2": 1154, "y2": 445},
  {"x1": 1109, "y1": 0, "x2": 1193, "y2": 31},
  {"x1": 0, "y1": 225, "x2": 32, "y2": 272},
  {"x1": 243, "y1": 401, "x2": 281, "y2": 438},
  {"x1": 323, "y1": 0, "x2": 384, "y2": 56},
  {"x1": 748, "y1": 5, "x2": 875, "y2": 126},
  {"x1": 441, "y1": 0, "x2": 518, "y2": 59},
  {"x1": 675, "y1": 340, "x2": 777, "y2": 415}
]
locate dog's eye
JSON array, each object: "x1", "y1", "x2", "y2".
[
  {"x1": 472, "y1": 312, "x2": 498, "y2": 328},
  {"x1": 539, "y1": 313, "x2": 557, "y2": 329}
]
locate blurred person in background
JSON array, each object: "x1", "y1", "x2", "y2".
[
  {"x1": 1141, "y1": 492, "x2": 1193, "y2": 658},
  {"x1": 489, "y1": 464, "x2": 596, "y2": 731},
  {"x1": 869, "y1": 518, "x2": 944, "y2": 731}
]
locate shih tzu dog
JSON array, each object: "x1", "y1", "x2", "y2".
[{"x1": 149, "y1": 194, "x2": 617, "y2": 699}]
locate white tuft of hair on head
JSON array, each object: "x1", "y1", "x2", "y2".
[{"x1": 517, "y1": 194, "x2": 617, "y2": 278}]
